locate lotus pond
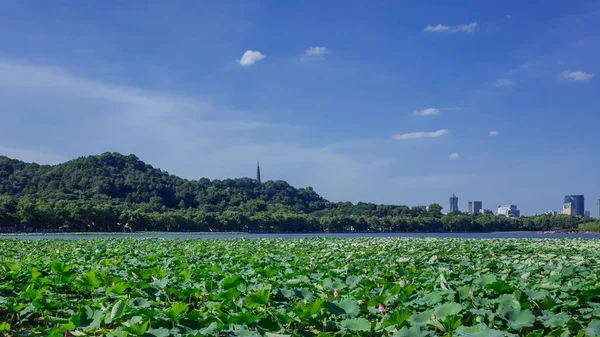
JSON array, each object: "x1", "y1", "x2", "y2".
[{"x1": 1, "y1": 238, "x2": 600, "y2": 337}]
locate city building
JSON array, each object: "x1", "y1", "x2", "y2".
[
  {"x1": 564, "y1": 195, "x2": 585, "y2": 216},
  {"x1": 449, "y1": 193, "x2": 459, "y2": 213},
  {"x1": 562, "y1": 202, "x2": 576, "y2": 216},
  {"x1": 535, "y1": 210, "x2": 558, "y2": 216},
  {"x1": 585, "y1": 211, "x2": 591, "y2": 217},
  {"x1": 417, "y1": 205, "x2": 427, "y2": 211},
  {"x1": 467, "y1": 201, "x2": 482, "y2": 214},
  {"x1": 497, "y1": 205, "x2": 521, "y2": 218},
  {"x1": 598, "y1": 199, "x2": 600, "y2": 219}
]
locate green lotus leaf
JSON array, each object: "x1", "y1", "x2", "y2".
[
  {"x1": 105, "y1": 300, "x2": 125, "y2": 324},
  {"x1": 166, "y1": 302, "x2": 189, "y2": 322},
  {"x1": 339, "y1": 318, "x2": 371, "y2": 332},
  {"x1": 245, "y1": 289, "x2": 271, "y2": 308},
  {"x1": 198, "y1": 322, "x2": 219, "y2": 336},
  {"x1": 408, "y1": 310, "x2": 434, "y2": 326},
  {"x1": 541, "y1": 312, "x2": 572, "y2": 328},
  {"x1": 524, "y1": 289, "x2": 548, "y2": 301},
  {"x1": 125, "y1": 320, "x2": 149, "y2": 336},
  {"x1": 72, "y1": 306, "x2": 103, "y2": 331},
  {"x1": 106, "y1": 327, "x2": 129, "y2": 337},
  {"x1": 496, "y1": 294, "x2": 521, "y2": 309},
  {"x1": 379, "y1": 308, "x2": 411, "y2": 329},
  {"x1": 106, "y1": 282, "x2": 128, "y2": 296},
  {"x1": 222, "y1": 275, "x2": 243, "y2": 289},
  {"x1": 296, "y1": 288, "x2": 314, "y2": 301},
  {"x1": 345, "y1": 275, "x2": 362, "y2": 288},
  {"x1": 144, "y1": 327, "x2": 170, "y2": 337},
  {"x1": 434, "y1": 302, "x2": 463, "y2": 319},
  {"x1": 129, "y1": 298, "x2": 152, "y2": 309},
  {"x1": 586, "y1": 320, "x2": 600, "y2": 336},
  {"x1": 392, "y1": 326, "x2": 428, "y2": 337},
  {"x1": 75, "y1": 270, "x2": 101, "y2": 290},
  {"x1": 326, "y1": 298, "x2": 359, "y2": 317},
  {"x1": 454, "y1": 324, "x2": 504, "y2": 337},
  {"x1": 0, "y1": 322, "x2": 10, "y2": 333},
  {"x1": 475, "y1": 274, "x2": 497, "y2": 287},
  {"x1": 503, "y1": 308, "x2": 536, "y2": 330}
]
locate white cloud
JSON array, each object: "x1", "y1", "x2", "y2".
[
  {"x1": 560, "y1": 71, "x2": 594, "y2": 81},
  {"x1": 305, "y1": 46, "x2": 329, "y2": 56},
  {"x1": 239, "y1": 50, "x2": 265, "y2": 66},
  {"x1": 413, "y1": 108, "x2": 440, "y2": 116},
  {"x1": 453, "y1": 22, "x2": 478, "y2": 33},
  {"x1": 425, "y1": 22, "x2": 477, "y2": 34},
  {"x1": 449, "y1": 153, "x2": 459, "y2": 159},
  {"x1": 392, "y1": 129, "x2": 448, "y2": 140},
  {"x1": 495, "y1": 78, "x2": 513, "y2": 87},
  {"x1": 301, "y1": 46, "x2": 330, "y2": 62},
  {"x1": 424, "y1": 24, "x2": 450, "y2": 32},
  {"x1": 489, "y1": 131, "x2": 498, "y2": 136}
]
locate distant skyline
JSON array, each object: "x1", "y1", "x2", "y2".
[{"x1": 0, "y1": 1, "x2": 599, "y2": 216}]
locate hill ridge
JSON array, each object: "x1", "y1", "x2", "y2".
[{"x1": 0, "y1": 152, "x2": 593, "y2": 232}]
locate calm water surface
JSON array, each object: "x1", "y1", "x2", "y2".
[{"x1": 2, "y1": 232, "x2": 600, "y2": 240}]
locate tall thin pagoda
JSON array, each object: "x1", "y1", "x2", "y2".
[{"x1": 256, "y1": 161, "x2": 261, "y2": 185}]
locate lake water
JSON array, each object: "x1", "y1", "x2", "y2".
[{"x1": 1, "y1": 232, "x2": 600, "y2": 240}]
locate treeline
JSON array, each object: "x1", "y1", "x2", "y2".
[{"x1": 0, "y1": 152, "x2": 595, "y2": 232}]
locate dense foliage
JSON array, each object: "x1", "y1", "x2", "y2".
[
  {"x1": 2, "y1": 238, "x2": 600, "y2": 336},
  {"x1": 0, "y1": 153, "x2": 594, "y2": 232},
  {"x1": 579, "y1": 222, "x2": 600, "y2": 233}
]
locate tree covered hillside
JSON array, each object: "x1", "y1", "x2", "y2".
[{"x1": 0, "y1": 152, "x2": 594, "y2": 232}]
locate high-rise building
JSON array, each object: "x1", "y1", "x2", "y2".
[
  {"x1": 562, "y1": 202, "x2": 575, "y2": 216},
  {"x1": 564, "y1": 195, "x2": 584, "y2": 216},
  {"x1": 498, "y1": 205, "x2": 521, "y2": 218},
  {"x1": 467, "y1": 201, "x2": 482, "y2": 214},
  {"x1": 597, "y1": 199, "x2": 600, "y2": 219},
  {"x1": 584, "y1": 211, "x2": 591, "y2": 217},
  {"x1": 449, "y1": 193, "x2": 458, "y2": 213}
]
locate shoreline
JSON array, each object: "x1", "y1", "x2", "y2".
[{"x1": 1, "y1": 230, "x2": 599, "y2": 237}]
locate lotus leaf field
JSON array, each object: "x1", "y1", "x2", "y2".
[{"x1": 2, "y1": 238, "x2": 600, "y2": 337}]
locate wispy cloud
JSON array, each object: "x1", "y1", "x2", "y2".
[
  {"x1": 560, "y1": 71, "x2": 594, "y2": 81},
  {"x1": 424, "y1": 24, "x2": 450, "y2": 32},
  {"x1": 392, "y1": 129, "x2": 448, "y2": 140},
  {"x1": 413, "y1": 108, "x2": 440, "y2": 116},
  {"x1": 489, "y1": 131, "x2": 498, "y2": 136},
  {"x1": 453, "y1": 22, "x2": 478, "y2": 33},
  {"x1": 239, "y1": 50, "x2": 266, "y2": 66},
  {"x1": 495, "y1": 78, "x2": 513, "y2": 87},
  {"x1": 425, "y1": 22, "x2": 478, "y2": 34},
  {"x1": 305, "y1": 46, "x2": 329, "y2": 56},
  {"x1": 449, "y1": 153, "x2": 459, "y2": 160},
  {"x1": 301, "y1": 46, "x2": 330, "y2": 62}
]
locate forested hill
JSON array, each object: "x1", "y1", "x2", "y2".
[
  {"x1": 0, "y1": 152, "x2": 595, "y2": 232},
  {"x1": 0, "y1": 152, "x2": 327, "y2": 212}
]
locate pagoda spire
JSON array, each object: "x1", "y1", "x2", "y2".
[{"x1": 256, "y1": 161, "x2": 261, "y2": 185}]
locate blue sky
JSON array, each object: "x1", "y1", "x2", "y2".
[{"x1": 1, "y1": 0, "x2": 599, "y2": 215}]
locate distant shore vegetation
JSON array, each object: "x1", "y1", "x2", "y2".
[{"x1": 0, "y1": 152, "x2": 595, "y2": 233}]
